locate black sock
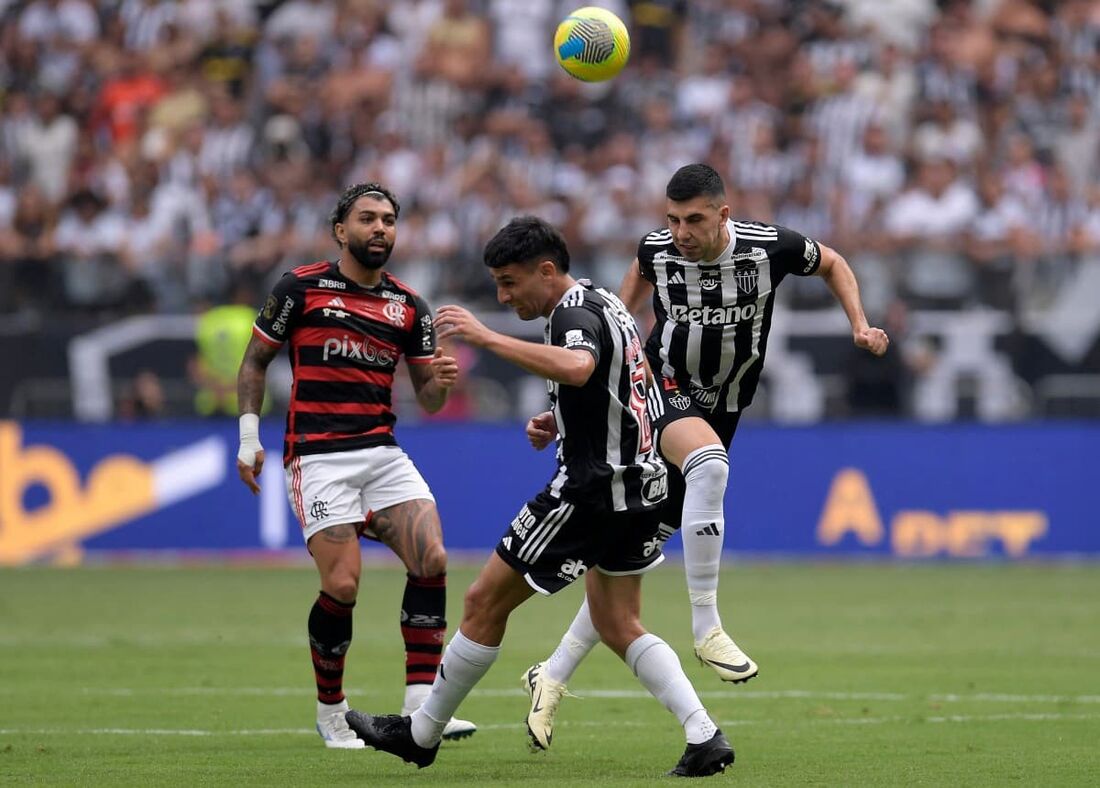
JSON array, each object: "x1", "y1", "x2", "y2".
[
  {"x1": 401, "y1": 573, "x2": 446, "y2": 688},
  {"x1": 309, "y1": 591, "x2": 354, "y2": 705}
]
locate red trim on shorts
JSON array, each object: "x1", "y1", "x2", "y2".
[{"x1": 292, "y1": 457, "x2": 305, "y2": 528}]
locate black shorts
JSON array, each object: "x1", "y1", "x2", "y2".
[
  {"x1": 648, "y1": 375, "x2": 741, "y2": 529},
  {"x1": 495, "y1": 488, "x2": 666, "y2": 595}
]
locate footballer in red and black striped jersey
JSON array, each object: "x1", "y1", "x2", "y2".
[
  {"x1": 253, "y1": 260, "x2": 436, "y2": 465},
  {"x1": 235, "y1": 182, "x2": 476, "y2": 748}
]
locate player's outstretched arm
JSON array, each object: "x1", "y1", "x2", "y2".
[
  {"x1": 236, "y1": 335, "x2": 279, "y2": 494},
  {"x1": 619, "y1": 257, "x2": 654, "y2": 314},
  {"x1": 435, "y1": 305, "x2": 596, "y2": 387},
  {"x1": 815, "y1": 244, "x2": 889, "y2": 357}
]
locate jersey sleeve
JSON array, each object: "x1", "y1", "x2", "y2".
[
  {"x1": 770, "y1": 224, "x2": 822, "y2": 277},
  {"x1": 403, "y1": 294, "x2": 436, "y2": 364},
  {"x1": 253, "y1": 273, "x2": 304, "y2": 346},
  {"x1": 549, "y1": 303, "x2": 604, "y2": 366},
  {"x1": 636, "y1": 235, "x2": 658, "y2": 284}
]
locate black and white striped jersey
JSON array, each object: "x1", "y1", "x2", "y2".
[
  {"x1": 637, "y1": 218, "x2": 822, "y2": 414},
  {"x1": 543, "y1": 280, "x2": 667, "y2": 513}
]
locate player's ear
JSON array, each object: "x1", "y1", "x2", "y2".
[
  {"x1": 539, "y1": 259, "x2": 556, "y2": 280},
  {"x1": 719, "y1": 203, "x2": 730, "y2": 222},
  {"x1": 334, "y1": 222, "x2": 346, "y2": 247}
]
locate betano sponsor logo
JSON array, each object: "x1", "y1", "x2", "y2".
[
  {"x1": 0, "y1": 422, "x2": 226, "y2": 565},
  {"x1": 816, "y1": 468, "x2": 1047, "y2": 558},
  {"x1": 668, "y1": 303, "x2": 757, "y2": 326}
]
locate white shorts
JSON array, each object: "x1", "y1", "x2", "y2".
[{"x1": 284, "y1": 446, "x2": 435, "y2": 543}]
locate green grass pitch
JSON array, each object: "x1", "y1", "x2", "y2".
[{"x1": 1, "y1": 561, "x2": 1098, "y2": 785}]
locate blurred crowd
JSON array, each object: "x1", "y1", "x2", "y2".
[
  {"x1": 1, "y1": 0, "x2": 1099, "y2": 317},
  {"x1": 1, "y1": 0, "x2": 1099, "y2": 420}
]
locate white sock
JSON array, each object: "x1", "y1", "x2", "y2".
[
  {"x1": 410, "y1": 630, "x2": 499, "y2": 748},
  {"x1": 401, "y1": 684, "x2": 431, "y2": 717},
  {"x1": 625, "y1": 633, "x2": 716, "y2": 745},
  {"x1": 680, "y1": 445, "x2": 729, "y2": 641},
  {"x1": 545, "y1": 597, "x2": 600, "y2": 683}
]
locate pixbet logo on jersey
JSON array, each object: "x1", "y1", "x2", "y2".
[{"x1": 321, "y1": 334, "x2": 395, "y2": 365}]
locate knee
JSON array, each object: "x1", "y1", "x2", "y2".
[
  {"x1": 323, "y1": 571, "x2": 360, "y2": 604},
  {"x1": 411, "y1": 541, "x2": 447, "y2": 578},
  {"x1": 682, "y1": 446, "x2": 729, "y2": 492},
  {"x1": 462, "y1": 578, "x2": 490, "y2": 620},
  {"x1": 592, "y1": 615, "x2": 645, "y2": 658}
]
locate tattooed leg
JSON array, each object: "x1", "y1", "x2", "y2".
[{"x1": 370, "y1": 499, "x2": 447, "y2": 577}]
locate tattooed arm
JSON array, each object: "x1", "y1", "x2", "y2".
[
  {"x1": 238, "y1": 335, "x2": 279, "y2": 416},
  {"x1": 236, "y1": 335, "x2": 280, "y2": 494}
]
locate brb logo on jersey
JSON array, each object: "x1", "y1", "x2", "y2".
[
  {"x1": 382, "y1": 300, "x2": 407, "y2": 326},
  {"x1": 322, "y1": 334, "x2": 395, "y2": 365},
  {"x1": 669, "y1": 303, "x2": 758, "y2": 326}
]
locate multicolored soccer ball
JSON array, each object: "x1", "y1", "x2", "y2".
[{"x1": 553, "y1": 7, "x2": 630, "y2": 82}]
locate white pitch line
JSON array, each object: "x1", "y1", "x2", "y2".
[
  {"x1": 57, "y1": 687, "x2": 1100, "y2": 705},
  {"x1": 3, "y1": 713, "x2": 1098, "y2": 738},
  {"x1": 929, "y1": 693, "x2": 1100, "y2": 704}
]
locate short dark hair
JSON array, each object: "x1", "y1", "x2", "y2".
[
  {"x1": 666, "y1": 164, "x2": 726, "y2": 203},
  {"x1": 483, "y1": 215, "x2": 570, "y2": 273},
  {"x1": 329, "y1": 182, "x2": 400, "y2": 245}
]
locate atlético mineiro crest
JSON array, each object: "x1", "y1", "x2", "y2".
[
  {"x1": 669, "y1": 395, "x2": 692, "y2": 411},
  {"x1": 734, "y1": 266, "x2": 758, "y2": 295}
]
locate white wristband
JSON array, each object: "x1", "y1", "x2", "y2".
[{"x1": 238, "y1": 413, "x2": 263, "y2": 465}]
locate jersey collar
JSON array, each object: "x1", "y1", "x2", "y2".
[{"x1": 555, "y1": 279, "x2": 589, "y2": 307}]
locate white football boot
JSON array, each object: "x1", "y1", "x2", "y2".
[
  {"x1": 521, "y1": 662, "x2": 570, "y2": 751},
  {"x1": 693, "y1": 627, "x2": 759, "y2": 683},
  {"x1": 316, "y1": 699, "x2": 366, "y2": 749}
]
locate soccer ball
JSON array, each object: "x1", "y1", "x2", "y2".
[{"x1": 553, "y1": 7, "x2": 630, "y2": 83}]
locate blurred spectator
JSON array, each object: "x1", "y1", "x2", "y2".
[
  {"x1": 885, "y1": 158, "x2": 979, "y2": 309},
  {"x1": 966, "y1": 171, "x2": 1027, "y2": 311},
  {"x1": 118, "y1": 368, "x2": 167, "y2": 420},
  {"x1": 54, "y1": 187, "x2": 128, "y2": 309},
  {"x1": 15, "y1": 91, "x2": 79, "y2": 202}
]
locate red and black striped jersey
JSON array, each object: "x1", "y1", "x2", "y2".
[{"x1": 253, "y1": 260, "x2": 435, "y2": 464}]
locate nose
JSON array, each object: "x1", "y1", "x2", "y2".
[{"x1": 497, "y1": 287, "x2": 510, "y2": 304}]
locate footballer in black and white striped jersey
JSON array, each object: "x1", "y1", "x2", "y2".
[{"x1": 637, "y1": 217, "x2": 823, "y2": 415}]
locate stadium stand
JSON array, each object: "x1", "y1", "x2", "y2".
[{"x1": 1, "y1": 0, "x2": 1098, "y2": 420}]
